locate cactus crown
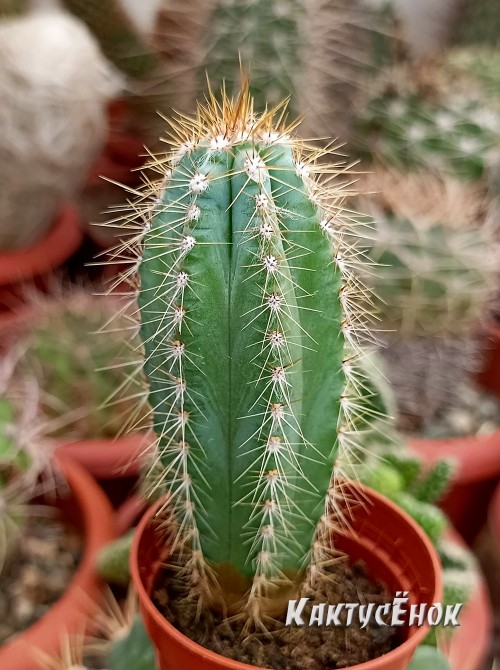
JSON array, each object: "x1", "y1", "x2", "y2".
[
  {"x1": 112, "y1": 83, "x2": 374, "y2": 622},
  {"x1": 361, "y1": 169, "x2": 497, "y2": 338}
]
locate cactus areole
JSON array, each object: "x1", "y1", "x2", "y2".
[{"x1": 135, "y1": 86, "x2": 365, "y2": 621}]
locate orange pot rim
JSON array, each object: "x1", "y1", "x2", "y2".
[
  {"x1": 0, "y1": 453, "x2": 116, "y2": 670},
  {"x1": 56, "y1": 432, "x2": 152, "y2": 480},
  {"x1": 131, "y1": 482, "x2": 442, "y2": 670},
  {"x1": 0, "y1": 204, "x2": 82, "y2": 286},
  {"x1": 410, "y1": 428, "x2": 500, "y2": 484}
]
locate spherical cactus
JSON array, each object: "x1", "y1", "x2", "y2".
[
  {"x1": 362, "y1": 169, "x2": 497, "y2": 338},
  {"x1": 20, "y1": 292, "x2": 150, "y2": 441},
  {"x1": 0, "y1": 6, "x2": 121, "y2": 250},
  {"x1": 357, "y1": 71, "x2": 500, "y2": 181},
  {"x1": 110, "y1": 83, "x2": 374, "y2": 623}
]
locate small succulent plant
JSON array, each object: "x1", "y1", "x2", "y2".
[
  {"x1": 359, "y1": 168, "x2": 498, "y2": 431},
  {"x1": 107, "y1": 83, "x2": 376, "y2": 626},
  {"x1": 347, "y1": 429, "x2": 477, "y2": 656},
  {"x1": 20, "y1": 291, "x2": 150, "y2": 441}
]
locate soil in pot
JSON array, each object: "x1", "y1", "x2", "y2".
[
  {"x1": 153, "y1": 558, "x2": 400, "y2": 670},
  {"x1": 0, "y1": 510, "x2": 82, "y2": 645}
]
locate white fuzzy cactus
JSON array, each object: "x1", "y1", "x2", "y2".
[{"x1": 0, "y1": 5, "x2": 121, "y2": 250}]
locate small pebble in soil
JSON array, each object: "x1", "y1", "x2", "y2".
[{"x1": 0, "y1": 510, "x2": 82, "y2": 645}]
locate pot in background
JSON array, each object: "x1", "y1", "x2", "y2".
[
  {"x1": 0, "y1": 204, "x2": 83, "y2": 314},
  {"x1": 410, "y1": 325, "x2": 500, "y2": 544},
  {"x1": 0, "y1": 454, "x2": 116, "y2": 670}
]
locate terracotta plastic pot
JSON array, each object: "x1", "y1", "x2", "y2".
[
  {"x1": 490, "y1": 479, "x2": 500, "y2": 547},
  {"x1": 0, "y1": 204, "x2": 83, "y2": 312},
  {"x1": 56, "y1": 433, "x2": 151, "y2": 480},
  {"x1": 441, "y1": 529, "x2": 492, "y2": 670},
  {"x1": 131, "y1": 483, "x2": 442, "y2": 670},
  {"x1": 56, "y1": 433, "x2": 152, "y2": 508},
  {"x1": 410, "y1": 325, "x2": 500, "y2": 544},
  {"x1": 0, "y1": 454, "x2": 117, "y2": 670}
]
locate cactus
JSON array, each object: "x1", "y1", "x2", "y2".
[
  {"x1": 203, "y1": 0, "x2": 304, "y2": 111},
  {"x1": 108, "y1": 83, "x2": 373, "y2": 623},
  {"x1": 357, "y1": 71, "x2": 500, "y2": 181},
  {"x1": 353, "y1": 437, "x2": 452, "y2": 543},
  {"x1": 195, "y1": 0, "x2": 393, "y2": 141},
  {"x1": 363, "y1": 169, "x2": 495, "y2": 337},
  {"x1": 455, "y1": 0, "x2": 500, "y2": 47},
  {"x1": 0, "y1": 353, "x2": 50, "y2": 576},
  {"x1": 364, "y1": 0, "x2": 462, "y2": 60},
  {"x1": 446, "y1": 47, "x2": 500, "y2": 102},
  {"x1": 37, "y1": 591, "x2": 155, "y2": 670},
  {"x1": 0, "y1": 6, "x2": 121, "y2": 250},
  {"x1": 97, "y1": 529, "x2": 134, "y2": 586},
  {"x1": 20, "y1": 292, "x2": 150, "y2": 440},
  {"x1": 359, "y1": 168, "x2": 498, "y2": 430},
  {"x1": 61, "y1": 0, "x2": 159, "y2": 79}
]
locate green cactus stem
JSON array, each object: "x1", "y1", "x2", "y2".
[{"x1": 111, "y1": 84, "x2": 372, "y2": 622}]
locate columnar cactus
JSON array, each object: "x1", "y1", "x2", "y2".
[
  {"x1": 203, "y1": 0, "x2": 304, "y2": 111},
  {"x1": 115, "y1": 85, "x2": 372, "y2": 621},
  {"x1": 197, "y1": 0, "x2": 390, "y2": 140}
]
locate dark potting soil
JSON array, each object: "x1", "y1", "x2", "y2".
[
  {"x1": 153, "y1": 560, "x2": 400, "y2": 669},
  {"x1": 0, "y1": 510, "x2": 82, "y2": 645}
]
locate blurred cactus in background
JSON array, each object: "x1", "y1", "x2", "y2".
[
  {"x1": 365, "y1": 0, "x2": 463, "y2": 61},
  {"x1": 62, "y1": 0, "x2": 159, "y2": 80},
  {"x1": 0, "y1": 3, "x2": 121, "y2": 250},
  {"x1": 38, "y1": 590, "x2": 156, "y2": 670},
  {"x1": 203, "y1": 0, "x2": 304, "y2": 110},
  {"x1": 357, "y1": 72, "x2": 500, "y2": 181},
  {"x1": 0, "y1": 352, "x2": 50, "y2": 577},
  {"x1": 359, "y1": 168, "x2": 498, "y2": 431},
  {"x1": 19, "y1": 292, "x2": 150, "y2": 441},
  {"x1": 194, "y1": 0, "x2": 394, "y2": 141},
  {"x1": 455, "y1": 0, "x2": 500, "y2": 47}
]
